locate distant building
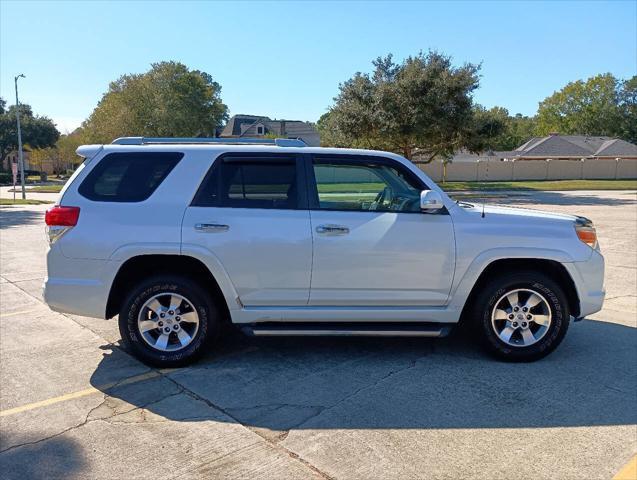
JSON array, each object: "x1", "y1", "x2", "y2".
[
  {"x1": 2, "y1": 149, "x2": 32, "y2": 171},
  {"x1": 499, "y1": 134, "x2": 637, "y2": 161},
  {"x1": 220, "y1": 114, "x2": 320, "y2": 147},
  {"x1": 445, "y1": 134, "x2": 637, "y2": 163}
]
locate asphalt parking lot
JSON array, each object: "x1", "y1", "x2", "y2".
[{"x1": 1, "y1": 189, "x2": 636, "y2": 479}]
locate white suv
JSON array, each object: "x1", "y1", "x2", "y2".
[{"x1": 43, "y1": 137, "x2": 605, "y2": 366}]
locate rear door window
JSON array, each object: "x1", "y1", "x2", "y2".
[
  {"x1": 193, "y1": 155, "x2": 303, "y2": 210},
  {"x1": 78, "y1": 152, "x2": 182, "y2": 202}
]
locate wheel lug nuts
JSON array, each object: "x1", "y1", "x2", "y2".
[
  {"x1": 513, "y1": 307, "x2": 519, "y2": 312},
  {"x1": 508, "y1": 314, "x2": 514, "y2": 319},
  {"x1": 160, "y1": 313, "x2": 165, "y2": 318},
  {"x1": 164, "y1": 327, "x2": 171, "y2": 333},
  {"x1": 158, "y1": 321, "x2": 163, "y2": 327},
  {"x1": 522, "y1": 307, "x2": 528, "y2": 312},
  {"x1": 522, "y1": 322, "x2": 527, "y2": 327},
  {"x1": 512, "y1": 322, "x2": 518, "y2": 327},
  {"x1": 526, "y1": 314, "x2": 532, "y2": 320},
  {"x1": 173, "y1": 325, "x2": 179, "y2": 330},
  {"x1": 175, "y1": 316, "x2": 181, "y2": 321},
  {"x1": 168, "y1": 310, "x2": 174, "y2": 315}
]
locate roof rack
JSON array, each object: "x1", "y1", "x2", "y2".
[{"x1": 111, "y1": 137, "x2": 307, "y2": 147}]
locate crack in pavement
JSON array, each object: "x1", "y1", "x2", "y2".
[
  {"x1": 282, "y1": 355, "x2": 427, "y2": 433},
  {"x1": 0, "y1": 385, "x2": 186, "y2": 455},
  {"x1": 156, "y1": 374, "x2": 335, "y2": 480},
  {"x1": 1, "y1": 280, "x2": 335, "y2": 479}
]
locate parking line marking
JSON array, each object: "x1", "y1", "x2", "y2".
[
  {"x1": 0, "y1": 370, "x2": 164, "y2": 418},
  {"x1": 614, "y1": 454, "x2": 637, "y2": 480},
  {"x1": 0, "y1": 308, "x2": 42, "y2": 318}
]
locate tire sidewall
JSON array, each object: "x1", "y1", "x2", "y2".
[
  {"x1": 119, "y1": 277, "x2": 216, "y2": 367},
  {"x1": 477, "y1": 274, "x2": 569, "y2": 361}
]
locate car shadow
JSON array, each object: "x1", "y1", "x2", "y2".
[
  {"x1": 0, "y1": 436, "x2": 86, "y2": 480},
  {"x1": 0, "y1": 208, "x2": 44, "y2": 229},
  {"x1": 90, "y1": 318, "x2": 637, "y2": 432}
]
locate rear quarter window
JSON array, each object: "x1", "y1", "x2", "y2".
[{"x1": 78, "y1": 152, "x2": 182, "y2": 202}]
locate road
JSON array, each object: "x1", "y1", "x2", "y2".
[{"x1": 1, "y1": 190, "x2": 636, "y2": 479}]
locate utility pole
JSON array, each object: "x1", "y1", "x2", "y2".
[{"x1": 14, "y1": 74, "x2": 26, "y2": 199}]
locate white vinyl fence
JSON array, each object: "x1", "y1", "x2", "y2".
[{"x1": 416, "y1": 158, "x2": 637, "y2": 182}]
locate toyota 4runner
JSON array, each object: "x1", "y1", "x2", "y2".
[{"x1": 43, "y1": 137, "x2": 605, "y2": 367}]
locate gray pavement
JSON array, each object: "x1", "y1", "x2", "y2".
[{"x1": 0, "y1": 190, "x2": 636, "y2": 479}]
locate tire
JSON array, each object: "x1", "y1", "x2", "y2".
[
  {"x1": 118, "y1": 275, "x2": 219, "y2": 367},
  {"x1": 472, "y1": 271, "x2": 570, "y2": 362}
]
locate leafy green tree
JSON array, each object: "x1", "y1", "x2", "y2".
[
  {"x1": 0, "y1": 99, "x2": 60, "y2": 166},
  {"x1": 463, "y1": 106, "x2": 508, "y2": 152},
  {"x1": 476, "y1": 108, "x2": 538, "y2": 151},
  {"x1": 82, "y1": 61, "x2": 228, "y2": 143},
  {"x1": 317, "y1": 110, "x2": 354, "y2": 147},
  {"x1": 321, "y1": 52, "x2": 489, "y2": 161},
  {"x1": 618, "y1": 75, "x2": 637, "y2": 144},
  {"x1": 536, "y1": 74, "x2": 624, "y2": 137}
]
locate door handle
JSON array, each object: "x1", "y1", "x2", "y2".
[
  {"x1": 316, "y1": 224, "x2": 350, "y2": 235},
  {"x1": 195, "y1": 223, "x2": 229, "y2": 233}
]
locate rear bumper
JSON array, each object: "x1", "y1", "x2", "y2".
[
  {"x1": 43, "y1": 244, "x2": 119, "y2": 319},
  {"x1": 44, "y1": 277, "x2": 109, "y2": 318},
  {"x1": 564, "y1": 249, "x2": 605, "y2": 318}
]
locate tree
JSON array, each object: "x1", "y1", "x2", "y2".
[
  {"x1": 463, "y1": 106, "x2": 508, "y2": 152},
  {"x1": 55, "y1": 132, "x2": 88, "y2": 169},
  {"x1": 321, "y1": 52, "x2": 490, "y2": 161},
  {"x1": 29, "y1": 147, "x2": 69, "y2": 175},
  {"x1": 536, "y1": 74, "x2": 624, "y2": 137},
  {"x1": 618, "y1": 75, "x2": 637, "y2": 144},
  {"x1": 474, "y1": 108, "x2": 538, "y2": 151},
  {"x1": 0, "y1": 99, "x2": 59, "y2": 167},
  {"x1": 82, "y1": 61, "x2": 228, "y2": 143}
]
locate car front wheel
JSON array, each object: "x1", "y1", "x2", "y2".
[{"x1": 473, "y1": 271, "x2": 570, "y2": 362}]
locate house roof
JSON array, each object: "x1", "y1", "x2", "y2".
[
  {"x1": 220, "y1": 114, "x2": 320, "y2": 146},
  {"x1": 220, "y1": 115, "x2": 267, "y2": 137},
  {"x1": 509, "y1": 134, "x2": 637, "y2": 158}
]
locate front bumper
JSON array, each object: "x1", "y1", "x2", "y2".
[{"x1": 564, "y1": 249, "x2": 605, "y2": 318}]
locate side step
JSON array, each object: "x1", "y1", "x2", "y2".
[{"x1": 241, "y1": 322, "x2": 452, "y2": 338}]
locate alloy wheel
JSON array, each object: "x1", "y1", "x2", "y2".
[
  {"x1": 137, "y1": 293, "x2": 200, "y2": 352},
  {"x1": 491, "y1": 288, "x2": 552, "y2": 347}
]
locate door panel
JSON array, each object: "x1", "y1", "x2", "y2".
[
  {"x1": 307, "y1": 155, "x2": 455, "y2": 307},
  {"x1": 309, "y1": 210, "x2": 455, "y2": 306},
  {"x1": 183, "y1": 207, "x2": 312, "y2": 306},
  {"x1": 182, "y1": 153, "x2": 312, "y2": 306}
]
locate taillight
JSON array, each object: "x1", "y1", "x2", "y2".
[
  {"x1": 45, "y1": 206, "x2": 80, "y2": 226},
  {"x1": 45, "y1": 206, "x2": 80, "y2": 244},
  {"x1": 574, "y1": 216, "x2": 598, "y2": 249}
]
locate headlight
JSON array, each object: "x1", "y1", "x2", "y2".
[{"x1": 574, "y1": 216, "x2": 598, "y2": 249}]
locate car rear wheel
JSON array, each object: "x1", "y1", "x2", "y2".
[
  {"x1": 118, "y1": 276, "x2": 218, "y2": 367},
  {"x1": 472, "y1": 271, "x2": 570, "y2": 362}
]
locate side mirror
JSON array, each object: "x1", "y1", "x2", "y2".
[{"x1": 420, "y1": 190, "x2": 444, "y2": 212}]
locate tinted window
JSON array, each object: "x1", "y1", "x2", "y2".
[
  {"x1": 313, "y1": 158, "x2": 422, "y2": 212},
  {"x1": 194, "y1": 157, "x2": 299, "y2": 209},
  {"x1": 79, "y1": 152, "x2": 182, "y2": 202}
]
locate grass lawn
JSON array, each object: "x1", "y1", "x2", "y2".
[
  {"x1": 24, "y1": 185, "x2": 64, "y2": 193},
  {"x1": 439, "y1": 179, "x2": 637, "y2": 191},
  {"x1": 0, "y1": 198, "x2": 53, "y2": 205}
]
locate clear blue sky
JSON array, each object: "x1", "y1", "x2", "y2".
[{"x1": 1, "y1": 0, "x2": 635, "y2": 133}]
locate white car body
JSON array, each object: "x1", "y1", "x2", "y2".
[{"x1": 44, "y1": 142, "x2": 605, "y2": 336}]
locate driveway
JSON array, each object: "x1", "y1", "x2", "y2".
[{"x1": 1, "y1": 190, "x2": 635, "y2": 479}]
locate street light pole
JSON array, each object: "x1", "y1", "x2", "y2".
[{"x1": 14, "y1": 74, "x2": 26, "y2": 200}]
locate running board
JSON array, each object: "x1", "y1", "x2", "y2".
[{"x1": 241, "y1": 322, "x2": 452, "y2": 338}]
